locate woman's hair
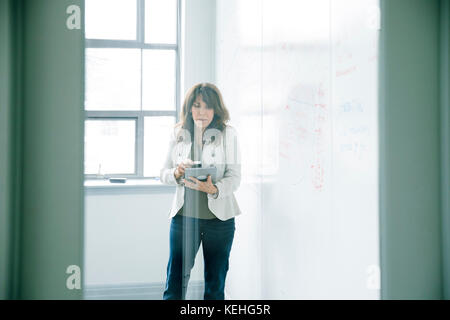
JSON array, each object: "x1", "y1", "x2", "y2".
[{"x1": 175, "y1": 83, "x2": 230, "y2": 134}]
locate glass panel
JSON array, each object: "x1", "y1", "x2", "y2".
[
  {"x1": 142, "y1": 50, "x2": 176, "y2": 110},
  {"x1": 85, "y1": 0, "x2": 137, "y2": 40},
  {"x1": 144, "y1": 116, "x2": 176, "y2": 177},
  {"x1": 85, "y1": 48, "x2": 141, "y2": 111},
  {"x1": 215, "y1": 0, "x2": 380, "y2": 299},
  {"x1": 85, "y1": 119, "x2": 136, "y2": 174},
  {"x1": 145, "y1": 0, "x2": 177, "y2": 44}
]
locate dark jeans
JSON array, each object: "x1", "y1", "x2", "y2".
[{"x1": 163, "y1": 214, "x2": 235, "y2": 300}]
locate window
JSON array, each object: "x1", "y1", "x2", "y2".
[{"x1": 84, "y1": 0, "x2": 179, "y2": 179}]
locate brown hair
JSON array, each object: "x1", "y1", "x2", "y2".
[{"x1": 175, "y1": 83, "x2": 230, "y2": 134}]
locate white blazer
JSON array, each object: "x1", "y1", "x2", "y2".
[{"x1": 160, "y1": 124, "x2": 242, "y2": 221}]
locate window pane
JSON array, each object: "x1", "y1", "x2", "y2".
[
  {"x1": 144, "y1": 116, "x2": 175, "y2": 177},
  {"x1": 85, "y1": 48, "x2": 141, "y2": 111},
  {"x1": 85, "y1": 0, "x2": 137, "y2": 40},
  {"x1": 145, "y1": 0, "x2": 177, "y2": 44},
  {"x1": 142, "y1": 50, "x2": 176, "y2": 110},
  {"x1": 85, "y1": 120, "x2": 136, "y2": 175}
]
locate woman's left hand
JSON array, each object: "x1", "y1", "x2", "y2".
[{"x1": 183, "y1": 175, "x2": 218, "y2": 195}]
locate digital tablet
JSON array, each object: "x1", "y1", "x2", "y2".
[{"x1": 184, "y1": 166, "x2": 217, "y2": 184}]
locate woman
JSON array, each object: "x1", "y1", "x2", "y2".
[{"x1": 160, "y1": 83, "x2": 242, "y2": 300}]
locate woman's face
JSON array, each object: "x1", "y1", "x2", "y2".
[{"x1": 191, "y1": 94, "x2": 214, "y2": 130}]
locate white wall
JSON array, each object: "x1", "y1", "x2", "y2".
[
  {"x1": 181, "y1": 0, "x2": 216, "y2": 96},
  {"x1": 84, "y1": 191, "x2": 174, "y2": 285}
]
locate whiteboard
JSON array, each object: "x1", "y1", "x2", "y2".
[{"x1": 215, "y1": 0, "x2": 380, "y2": 299}]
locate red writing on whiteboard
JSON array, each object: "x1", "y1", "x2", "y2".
[
  {"x1": 336, "y1": 65, "x2": 357, "y2": 77},
  {"x1": 310, "y1": 83, "x2": 328, "y2": 191}
]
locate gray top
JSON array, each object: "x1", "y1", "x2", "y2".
[{"x1": 176, "y1": 135, "x2": 217, "y2": 220}]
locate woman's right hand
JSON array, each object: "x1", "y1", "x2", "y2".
[{"x1": 174, "y1": 159, "x2": 194, "y2": 180}]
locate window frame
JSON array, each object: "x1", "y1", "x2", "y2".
[{"x1": 84, "y1": 0, "x2": 181, "y2": 180}]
